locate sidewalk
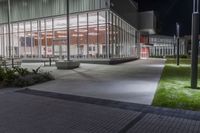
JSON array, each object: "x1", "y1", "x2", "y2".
[{"x1": 26, "y1": 59, "x2": 165, "y2": 105}]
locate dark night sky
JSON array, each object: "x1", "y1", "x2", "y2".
[{"x1": 136, "y1": 0, "x2": 193, "y2": 36}]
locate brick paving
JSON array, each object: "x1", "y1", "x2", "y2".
[{"x1": 11, "y1": 88, "x2": 200, "y2": 133}]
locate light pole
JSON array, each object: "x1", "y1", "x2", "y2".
[
  {"x1": 191, "y1": 0, "x2": 199, "y2": 89},
  {"x1": 176, "y1": 23, "x2": 180, "y2": 66},
  {"x1": 174, "y1": 35, "x2": 176, "y2": 58},
  {"x1": 7, "y1": 0, "x2": 11, "y2": 58},
  {"x1": 67, "y1": 0, "x2": 70, "y2": 61}
]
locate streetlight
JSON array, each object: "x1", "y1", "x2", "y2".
[
  {"x1": 191, "y1": 0, "x2": 199, "y2": 89},
  {"x1": 176, "y1": 23, "x2": 180, "y2": 66},
  {"x1": 174, "y1": 35, "x2": 176, "y2": 58},
  {"x1": 7, "y1": 0, "x2": 11, "y2": 58},
  {"x1": 66, "y1": 0, "x2": 70, "y2": 61}
]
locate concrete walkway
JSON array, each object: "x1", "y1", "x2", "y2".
[{"x1": 26, "y1": 59, "x2": 165, "y2": 105}]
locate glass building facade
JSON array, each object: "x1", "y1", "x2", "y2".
[
  {"x1": 149, "y1": 35, "x2": 185, "y2": 57},
  {"x1": 0, "y1": 0, "x2": 139, "y2": 60}
]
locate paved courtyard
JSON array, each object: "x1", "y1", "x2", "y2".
[
  {"x1": 1, "y1": 59, "x2": 200, "y2": 133},
  {"x1": 25, "y1": 59, "x2": 165, "y2": 105}
]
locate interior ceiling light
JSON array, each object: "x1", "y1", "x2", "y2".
[
  {"x1": 78, "y1": 26, "x2": 87, "y2": 28},
  {"x1": 94, "y1": 27, "x2": 105, "y2": 31},
  {"x1": 109, "y1": 32, "x2": 117, "y2": 34},
  {"x1": 88, "y1": 25, "x2": 97, "y2": 28},
  {"x1": 56, "y1": 31, "x2": 67, "y2": 34},
  {"x1": 70, "y1": 24, "x2": 77, "y2": 27},
  {"x1": 74, "y1": 29, "x2": 87, "y2": 32},
  {"x1": 58, "y1": 35, "x2": 67, "y2": 38},
  {"x1": 88, "y1": 33, "x2": 98, "y2": 36},
  {"x1": 72, "y1": 34, "x2": 84, "y2": 37},
  {"x1": 70, "y1": 27, "x2": 78, "y2": 30},
  {"x1": 46, "y1": 36, "x2": 53, "y2": 39},
  {"x1": 46, "y1": 32, "x2": 53, "y2": 35},
  {"x1": 8, "y1": 13, "x2": 108, "y2": 34},
  {"x1": 34, "y1": 37, "x2": 44, "y2": 39}
]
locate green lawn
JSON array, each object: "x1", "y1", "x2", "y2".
[{"x1": 152, "y1": 59, "x2": 200, "y2": 111}]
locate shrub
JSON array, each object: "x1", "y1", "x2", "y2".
[
  {"x1": 14, "y1": 66, "x2": 30, "y2": 76},
  {"x1": 14, "y1": 75, "x2": 36, "y2": 87},
  {"x1": 0, "y1": 67, "x2": 5, "y2": 81},
  {"x1": 3, "y1": 68, "x2": 18, "y2": 86},
  {"x1": 165, "y1": 55, "x2": 175, "y2": 58},
  {"x1": 149, "y1": 56, "x2": 164, "y2": 58},
  {"x1": 32, "y1": 66, "x2": 41, "y2": 74},
  {"x1": 180, "y1": 55, "x2": 188, "y2": 58},
  {"x1": 14, "y1": 72, "x2": 54, "y2": 87},
  {"x1": 166, "y1": 55, "x2": 189, "y2": 59},
  {"x1": 42, "y1": 72, "x2": 55, "y2": 81},
  {"x1": 0, "y1": 66, "x2": 54, "y2": 88}
]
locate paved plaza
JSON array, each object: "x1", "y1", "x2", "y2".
[
  {"x1": 25, "y1": 59, "x2": 165, "y2": 105},
  {"x1": 1, "y1": 59, "x2": 200, "y2": 132}
]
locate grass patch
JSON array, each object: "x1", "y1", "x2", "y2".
[{"x1": 152, "y1": 59, "x2": 200, "y2": 111}]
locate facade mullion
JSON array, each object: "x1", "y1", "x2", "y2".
[
  {"x1": 52, "y1": 18, "x2": 55, "y2": 57},
  {"x1": 123, "y1": 22, "x2": 126, "y2": 57},
  {"x1": 30, "y1": 21, "x2": 33, "y2": 58},
  {"x1": 0, "y1": 27, "x2": 2, "y2": 57},
  {"x1": 24, "y1": 22, "x2": 26, "y2": 58},
  {"x1": 106, "y1": 11, "x2": 110, "y2": 59},
  {"x1": 37, "y1": 20, "x2": 42, "y2": 58},
  {"x1": 111, "y1": 12, "x2": 114, "y2": 58},
  {"x1": 3, "y1": 28, "x2": 4, "y2": 57},
  {"x1": 105, "y1": 11, "x2": 107, "y2": 58},
  {"x1": 118, "y1": 16, "x2": 120, "y2": 57},
  {"x1": 87, "y1": 13, "x2": 89, "y2": 58},
  {"x1": 11, "y1": 23, "x2": 14, "y2": 58},
  {"x1": 127, "y1": 24, "x2": 129, "y2": 57},
  {"x1": 114, "y1": 14, "x2": 117, "y2": 57},
  {"x1": 44, "y1": 19, "x2": 47, "y2": 58},
  {"x1": 126, "y1": 24, "x2": 128, "y2": 57},
  {"x1": 77, "y1": 14, "x2": 79, "y2": 59},
  {"x1": 128, "y1": 25, "x2": 130, "y2": 57},
  {"x1": 97, "y1": 11, "x2": 100, "y2": 58},
  {"x1": 120, "y1": 18, "x2": 122, "y2": 58},
  {"x1": 3, "y1": 25, "x2": 6, "y2": 57},
  {"x1": 125, "y1": 24, "x2": 127, "y2": 57},
  {"x1": 17, "y1": 23, "x2": 20, "y2": 58}
]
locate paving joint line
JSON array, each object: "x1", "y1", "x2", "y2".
[
  {"x1": 16, "y1": 88, "x2": 200, "y2": 122},
  {"x1": 118, "y1": 112, "x2": 146, "y2": 133}
]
